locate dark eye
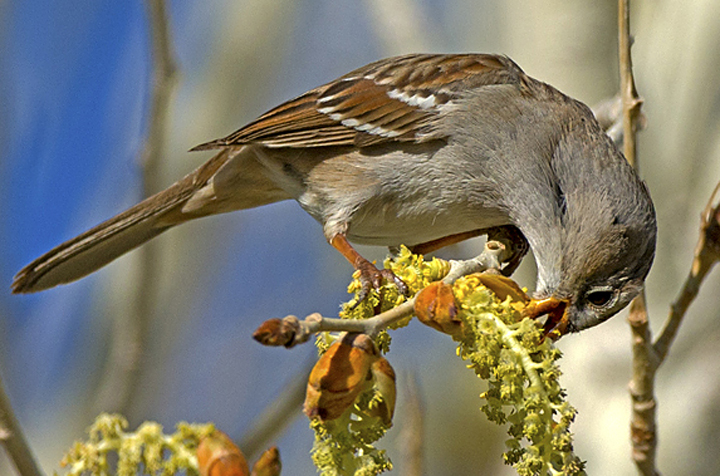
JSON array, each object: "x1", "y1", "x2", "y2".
[{"x1": 586, "y1": 289, "x2": 615, "y2": 308}]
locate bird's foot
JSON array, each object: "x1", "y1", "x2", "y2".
[
  {"x1": 330, "y1": 233, "x2": 409, "y2": 309},
  {"x1": 487, "y1": 225, "x2": 529, "y2": 276},
  {"x1": 354, "y1": 257, "x2": 409, "y2": 308}
]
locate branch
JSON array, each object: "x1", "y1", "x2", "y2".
[
  {"x1": 619, "y1": 0, "x2": 643, "y2": 171},
  {"x1": 618, "y1": 1, "x2": 662, "y2": 474},
  {"x1": 93, "y1": 0, "x2": 179, "y2": 415},
  {"x1": 654, "y1": 182, "x2": 720, "y2": 360},
  {"x1": 627, "y1": 288, "x2": 658, "y2": 476},
  {"x1": 253, "y1": 241, "x2": 507, "y2": 348},
  {"x1": 620, "y1": 3, "x2": 720, "y2": 473},
  {"x1": 628, "y1": 181, "x2": 720, "y2": 476},
  {"x1": 593, "y1": 94, "x2": 647, "y2": 147},
  {"x1": 592, "y1": 95, "x2": 624, "y2": 145},
  {"x1": 0, "y1": 373, "x2": 44, "y2": 476}
]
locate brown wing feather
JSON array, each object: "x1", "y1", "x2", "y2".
[{"x1": 190, "y1": 53, "x2": 526, "y2": 151}]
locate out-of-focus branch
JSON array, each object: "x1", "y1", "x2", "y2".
[
  {"x1": 142, "y1": 0, "x2": 179, "y2": 191},
  {"x1": 238, "y1": 358, "x2": 314, "y2": 461},
  {"x1": 0, "y1": 373, "x2": 44, "y2": 476},
  {"x1": 594, "y1": 94, "x2": 649, "y2": 148},
  {"x1": 363, "y1": 0, "x2": 430, "y2": 53},
  {"x1": 93, "y1": 0, "x2": 178, "y2": 415},
  {"x1": 593, "y1": 95, "x2": 626, "y2": 145},
  {"x1": 398, "y1": 373, "x2": 424, "y2": 476},
  {"x1": 593, "y1": 95, "x2": 622, "y2": 131}
]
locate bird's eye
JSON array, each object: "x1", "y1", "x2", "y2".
[{"x1": 586, "y1": 289, "x2": 615, "y2": 308}]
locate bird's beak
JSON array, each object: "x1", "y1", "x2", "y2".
[{"x1": 523, "y1": 296, "x2": 570, "y2": 340}]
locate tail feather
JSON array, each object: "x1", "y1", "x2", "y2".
[
  {"x1": 13, "y1": 184, "x2": 186, "y2": 293},
  {"x1": 12, "y1": 148, "x2": 239, "y2": 293}
]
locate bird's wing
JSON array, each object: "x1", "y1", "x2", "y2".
[{"x1": 190, "y1": 53, "x2": 528, "y2": 151}]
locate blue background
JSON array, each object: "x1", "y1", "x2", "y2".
[{"x1": 3, "y1": 1, "x2": 720, "y2": 475}]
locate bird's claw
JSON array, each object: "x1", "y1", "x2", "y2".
[
  {"x1": 353, "y1": 259, "x2": 409, "y2": 308},
  {"x1": 487, "y1": 225, "x2": 529, "y2": 277}
]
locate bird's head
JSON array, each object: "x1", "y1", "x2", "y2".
[{"x1": 523, "y1": 116, "x2": 657, "y2": 336}]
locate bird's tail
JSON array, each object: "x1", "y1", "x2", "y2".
[{"x1": 12, "y1": 147, "x2": 256, "y2": 293}]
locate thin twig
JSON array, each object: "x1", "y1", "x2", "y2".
[
  {"x1": 619, "y1": 1, "x2": 643, "y2": 170},
  {"x1": 619, "y1": 1, "x2": 661, "y2": 474},
  {"x1": 0, "y1": 373, "x2": 44, "y2": 476},
  {"x1": 592, "y1": 95, "x2": 624, "y2": 145},
  {"x1": 93, "y1": 0, "x2": 178, "y2": 415},
  {"x1": 253, "y1": 242, "x2": 507, "y2": 348},
  {"x1": 627, "y1": 179, "x2": 720, "y2": 476},
  {"x1": 654, "y1": 182, "x2": 720, "y2": 361},
  {"x1": 592, "y1": 95, "x2": 622, "y2": 131}
]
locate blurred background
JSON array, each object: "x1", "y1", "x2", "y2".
[{"x1": 2, "y1": 0, "x2": 720, "y2": 474}]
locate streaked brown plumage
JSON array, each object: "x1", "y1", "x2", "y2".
[{"x1": 12, "y1": 53, "x2": 656, "y2": 334}]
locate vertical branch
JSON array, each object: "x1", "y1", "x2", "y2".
[
  {"x1": 627, "y1": 290, "x2": 658, "y2": 476},
  {"x1": 619, "y1": 1, "x2": 660, "y2": 475},
  {"x1": 621, "y1": 2, "x2": 720, "y2": 474},
  {"x1": 0, "y1": 374, "x2": 44, "y2": 476},
  {"x1": 618, "y1": 0, "x2": 642, "y2": 170},
  {"x1": 141, "y1": 0, "x2": 179, "y2": 192},
  {"x1": 93, "y1": 0, "x2": 178, "y2": 415}
]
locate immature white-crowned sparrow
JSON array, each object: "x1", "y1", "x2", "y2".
[{"x1": 12, "y1": 54, "x2": 656, "y2": 334}]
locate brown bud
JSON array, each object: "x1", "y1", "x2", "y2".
[
  {"x1": 250, "y1": 446, "x2": 281, "y2": 476},
  {"x1": 470, "y1": 273, "x2": 530, "y2": 307},
  {"x1": 252, "y1": 317, "x2": 300, "y2": 347},
  {"x1": 367, "y1": 357, "x2": 397, "y2": 426},
  {"x1": 414, "y1": 281, "x2": 461, "y2": 335},
  {"x1": 304, "y1": 333, "x2": 378, "y2": 421},
  {"x1": 197, "y1": 430, "x2": 250, "y2": 476}
]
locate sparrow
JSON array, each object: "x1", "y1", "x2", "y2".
[{"x1": 12, "y1": 53, "x2": 656, "y2": 334}]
